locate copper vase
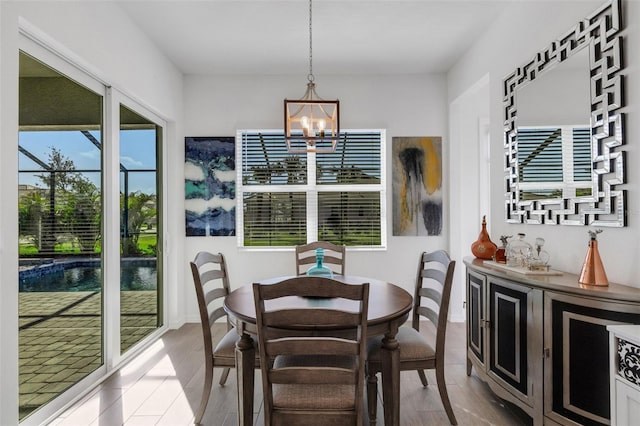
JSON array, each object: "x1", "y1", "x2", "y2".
[
  {"x1": 578, "y1": 239, "x2": 609, "y2": 286},
  {"x1": 471, "y1": 215, "x2": 497, "y2": 260}
]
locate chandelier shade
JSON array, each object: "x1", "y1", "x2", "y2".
[
  {"x1": 284, "y1": 83, "x2": 339, "y2": 153},
  {"x1": 284, "y1": 0, "x2": 340, "y2": 153}
]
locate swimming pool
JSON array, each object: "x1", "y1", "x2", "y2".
[{"x1": 19, "y1": 259, "x2": 157, "y2": 292}]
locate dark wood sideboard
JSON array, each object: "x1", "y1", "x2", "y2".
[{"x1": 464, "y1": 257, "x2": 640, "y2": 426}]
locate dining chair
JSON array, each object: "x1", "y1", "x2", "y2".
[
  {"x1": 366, "y1": 250, "x2": 457, "y2": 425},
  {"x1": 295, "y1": 241, "x2": 346, "y2": 275},
  {"x1": 253, "y1": 276, "x2": 370, "y2": 426},
  {"x1": 189, "y1": 251, "x2": 259, "y2": 426}
]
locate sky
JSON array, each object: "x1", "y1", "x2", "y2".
[{"x1": 18, "y1": 129, "x2": 157, "y2": 194}]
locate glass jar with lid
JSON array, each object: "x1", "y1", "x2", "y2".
[
  {"x1": 506, "y1": 233, "x2": 532, "y2": 268},
  {"x1": 527, "y1": 237, "x2": 550, "y2": 271}
]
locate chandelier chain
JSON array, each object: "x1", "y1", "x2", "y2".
[{"x1": 308, "y1": 0, "x2": 314, "y2": 82}]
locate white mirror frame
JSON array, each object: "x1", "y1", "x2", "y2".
[{"x1": 503, "y1": 0, "x2": 625, "y2": 226}]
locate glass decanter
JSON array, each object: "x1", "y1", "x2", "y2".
[
  {"x1": 506, "y1": 233, "x2": 532, "y2": 268},
  {"x1": 306, "y1": 248, "x2": 334, "y2": 278},
  {"x1": 493, "y1": 235, "x2": 511, "y2": 264},
  {"x1": 527, "y1": 237, "x2": 550, "y2": 271}
]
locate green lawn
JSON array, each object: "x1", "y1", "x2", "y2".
[
  {"x1": 19, "y1": 233, "x2": 158, "y2": 256},
  {"x1": 136, "y1": 233, "x2": 157, "y2": 255}
]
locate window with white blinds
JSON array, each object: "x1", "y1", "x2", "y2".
[
  {"x1": 516, "y1": 125, "x2": 592, "y2": 200},
  {"x1": 237, "y1": 130, "x2": 386, "y2": 248}
]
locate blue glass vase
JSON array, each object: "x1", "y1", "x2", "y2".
[{"x1": 306, "y1": 248, "x2": 334, "y2": 278}]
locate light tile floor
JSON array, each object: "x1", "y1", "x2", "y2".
[{"x1": 51, "y1": 322, "x2": 533, "y2": 425}]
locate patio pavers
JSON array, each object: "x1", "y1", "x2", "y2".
[{"x1": 18, "y1": 290, "x2": 158, "y2": 420}]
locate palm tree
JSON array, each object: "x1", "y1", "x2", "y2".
[{"x1": 121, "y1": 191, "x2": 156, "y2": 256}]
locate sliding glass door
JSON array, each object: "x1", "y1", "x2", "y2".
[
  {"x1": 17, "y1": 41, "x2": 165, "y2": 424},
  {"x1": 119, "y1": 104, "x2": 163, "y2": 354},
  {"x1": 18, "y1": 51, "x2": 105, "y2": 421}
]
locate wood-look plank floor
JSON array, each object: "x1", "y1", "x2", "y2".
[{"x1": 51, "y1": 322, "x2": 532, "y2": 425}]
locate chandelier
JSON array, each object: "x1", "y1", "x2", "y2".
[{"x1": 284, "y1": 0, "x2": 340, "y2": 153}]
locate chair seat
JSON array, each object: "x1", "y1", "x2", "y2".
[
  {"x1": 213, "y1": 327, "x2": 259, "y2": 362},
  {"x1": 367, "y1": 326, "x2": 435, "y2": 363},
  {"x1": 272, "y1": 354, "x2": 357, "y2": 410}
]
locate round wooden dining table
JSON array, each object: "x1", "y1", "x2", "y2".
[{"x1": 224, "y1": 275, "x2": 413, "y2": 426}]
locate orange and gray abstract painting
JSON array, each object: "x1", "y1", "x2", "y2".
[{"x1": 392, "y1": 136, "x2": 442, "y2": 236}]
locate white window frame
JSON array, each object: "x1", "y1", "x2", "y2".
[{"x1": 236, "y1": 129, "x2": 387, "y2": 250}]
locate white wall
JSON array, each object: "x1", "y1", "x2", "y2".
[
  {"x1": 0, "y1": 1, "x2": 183, "y2": 423},
  {"x1": 183, "y1": 73, "x2": 453, "y2": 320},
  {"x1": 449, "y1": 75, "x2": 490, "y2": 322},
  {"x1": 447, "y1": 0, "x2": 640, "y2": 287}
]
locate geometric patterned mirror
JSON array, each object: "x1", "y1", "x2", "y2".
[{"x1": 503, "y1": 0, "x2": 625, "y2": 226}]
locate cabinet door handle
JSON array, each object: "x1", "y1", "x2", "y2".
[{"x1": 544, "y1": 348, "x2": 550, "y2": 358}]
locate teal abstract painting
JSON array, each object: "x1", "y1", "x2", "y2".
[{"x1": 185, "y1": 137, "x2": 235, "y2": 236}]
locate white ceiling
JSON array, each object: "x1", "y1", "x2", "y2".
[{"x1": 116, "y1": 0, "x2": 509, "y2": 76}]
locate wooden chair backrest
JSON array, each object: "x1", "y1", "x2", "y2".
[
  {"x1": 253, "y1": 276, "x2": 369, "y2": 425},
  {"x1": 190, "y1": 251, "x2": 231, "y2": 356},
  {"x1": 295, "y1": 241, "x2": 346, "y2": 275},
  {"x1": 411, "y1": 250, "x2": 456, "y2": 356}
]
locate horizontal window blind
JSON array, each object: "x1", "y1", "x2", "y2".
[
  {"x1": 238, "y1": 130, "x2": 385, "y2": 248},
  {"x1": 316, "y1": 132, "x2": 381, "y2": 185},
  {"x1": 242, "y1": 192, "x2": 306, "y2": 247},
  {"x1": 517, "y1": 127, "x2": 563, "y2": 182},
  {"x1": 241, "y1": 132, "x2": 307, "y2": 186},
  {"x1": 572, "y1": 127, "x2": 591, "y2": 182},
  {"x1": 318, "y1": 191, "x2": 381, "y2": 246}
]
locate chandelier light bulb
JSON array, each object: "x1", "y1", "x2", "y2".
[
  {"x1": 301, "y1": 116, "x2": 310, "y2": 136},
  {"x1": 318, "y1": 119, "x2": 326, "y2": 137}
]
